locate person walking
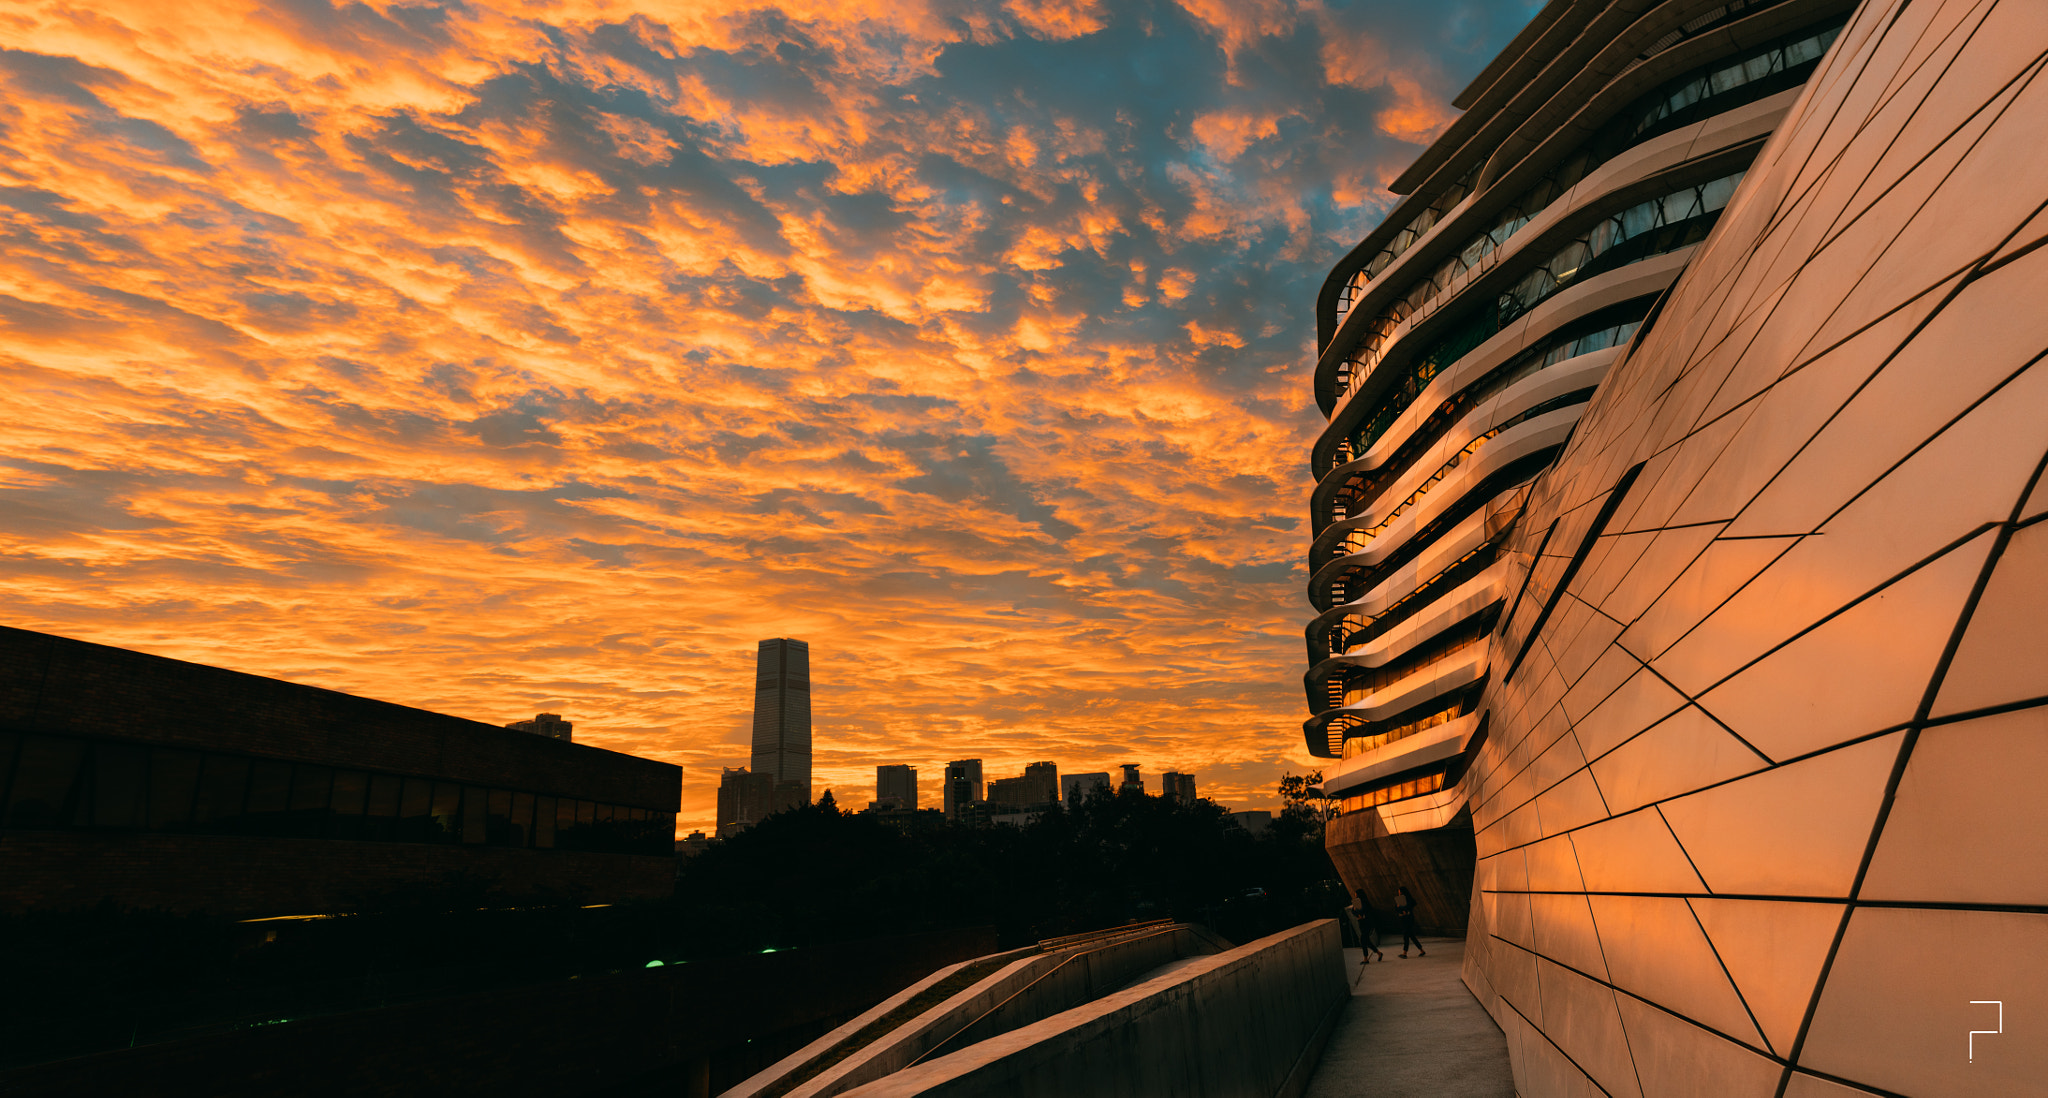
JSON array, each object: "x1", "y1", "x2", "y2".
[
  {"x1": 1394, "y1": 885, "x2": 1426, "y2": 958},
  {"x1": 1351, "y1": 888, "x2": 1385, "y2": 964}
]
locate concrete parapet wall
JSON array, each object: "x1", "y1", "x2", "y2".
[{"x1": 837, "y1": 920, "x2": 1346, "y2": 1098}]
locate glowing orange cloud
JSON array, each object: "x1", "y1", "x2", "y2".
[{"x1": 0, "y1": 0, "x2": 1534, "y2": 832}]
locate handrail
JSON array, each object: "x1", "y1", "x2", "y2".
[
  {"x1": 911, "y1": 923, "x2": 1188, "y2": 1067},
  {"x1": 1034, "y1": 918, "x2": 1174, "y2": 953}
]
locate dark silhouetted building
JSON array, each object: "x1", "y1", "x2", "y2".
[
  {"x1": 942, "y1": 759, "x2": 982, "y2": 820},
  {"x1": 874, "y1": 764, "x2": 917, "y2": 812},
  {"x1": 0, "y1": 627, "x2": 678, "y2": 917},
  {"x1": 1162, "y1": 771, "x2": 1197, "y2": 805},
  {"x1": 1023, "y1": 761, "x2": 1057, "y2": 805},
  {"x1": 1228, "y1": 810, "x2": 1271, "y2": 836},
  {"x1": 505, "y1": 712, "x2": 573, "y2": 742},
  {"x1": 1118, "y1": 763, "x2": 1143, "y2": 794},
  {"x1": 986, "y1": 760, "x2": 1058, "y2": 813},
  {"x1": 716, "y1": 766, "x2": 773, "y2": 838},
  {"x1": 1061, "y1": 771, "x2": 1110, "y2": 807},
  {"x1": 751, "y1": 639, "x2": 811, "y2": 809}
]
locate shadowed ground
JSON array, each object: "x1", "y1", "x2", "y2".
[{"x1": 1304, "y1": 936, "x2": 1515, "y2": 1097}]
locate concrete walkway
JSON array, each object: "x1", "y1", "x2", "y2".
[{"x1": 1302, "y1": 937, "x2": 1516, "y2": 1098}]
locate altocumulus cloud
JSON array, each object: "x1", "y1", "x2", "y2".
[{"x1": 0, "y1": 0, "x2": 1539, "y2": 831}]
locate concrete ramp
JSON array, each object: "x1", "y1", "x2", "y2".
[
  {"x1": 723, "y1": 920, "x2": 1231, "y2": 1098},
  {"x1": 832, "y1": 920, "x2": 1346, "y2": 1098}
]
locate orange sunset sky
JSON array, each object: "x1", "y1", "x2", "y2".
[{"x1": 0, "y1": 0, "x2": 1540, "y2": 833}]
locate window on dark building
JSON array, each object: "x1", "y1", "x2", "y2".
[
  {"x1": 5, "y1": 736, "x2": 85, "y2": 829},
  {"x1": 556, "y1": 797, "x2": 581, "y2": 848},
  {"x1": 429, "y1": 782, "x2": 462, "y2": 843},
  {"x1": 398, "y1": 777, "x2": 435, "y2": 842},
  {"x1": 245, "y1": 760, "x2": 292, "y2": 835},
  {"x1": 193, "y1": 755, "x2": 250, "y2": 831},
  {"x1": 287, "y1": 764, "x2": 333, "y2": 837},
  {"x1": 364, "y1": 772, "x2": 402, "y2": 841},
  {"x1": 510, "y1": 791, "x2": 535, "y2": 848},
  {"x1": 329, "y1": 770, "x2": 369, "y2": 839},
  {"x1": 147, "y1": 748, "x2": 201, "y2": 830},
  {"x1": 462, "y1": 785, "x2": 488, "y2": 845},
  {"x1": 91, "y1": 743, "x2": 148, "y2": 829},
  {"x1": 0, "y1": 730, "x2": 672, "y2": 858},
  {"x1": 485, "y1": 788, "x2": 512, "y2": 846},
  {"x1": 0, "y1": 732, "x2": 18, "y2": 811},
  {"x1": 536, "y1": 795, "x2": 558, "y2": 848}
]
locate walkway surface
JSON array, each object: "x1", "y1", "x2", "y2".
[{"x1": 1302, "y1": 936, "x2": 1516, "y2": 1098}]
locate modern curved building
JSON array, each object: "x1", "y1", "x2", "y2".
[
  {"x1": 1306, "y1": 0, "x2": 1851, "y2": 930},
  {"x1": 1308, "y1": 0, "x2": 2048, "y2": 1093}
]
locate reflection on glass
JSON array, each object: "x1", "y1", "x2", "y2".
[
  {"x1": 510, "y1": 791, "x2": 535, "y2": 848},
  {"x1": 288, "y1": 764, "x2": 333, "y2": 837},
  {"x1": 463, "y1": 785, "x2": 488, "y2": 845},
  {"x1": 330, "y1": 770, "x2": 369, "y2": 839},
  {"x1": 398, "y1": 777, "x2": 434, "y2": 842},
  {"x1": 430, "y1": 783, "x2": 462, "y2": 843},
  {"x1": 536, "y1": 795, "x2": 558, "y2": 848},
  {"x1": 363, "y1": 772, "x2": 402, "y2": 843},
  {"x1": 485, "y1": 788, "x2": 511, "y2": 846}
]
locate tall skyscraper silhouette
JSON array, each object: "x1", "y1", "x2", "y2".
[
  {"x1": 943, "y1": 759, "x2": 982, "y2": 820},
  {"x1": 750, "y1": 638, "x2": 811, "y2": 808},
  {"x1": 874, "y1": 764, "x2": 917, "y2": 811}
]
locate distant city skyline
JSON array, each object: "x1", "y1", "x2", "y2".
[{"x1": 710, "y1": 633, "x2": 1230, "y2": 833}]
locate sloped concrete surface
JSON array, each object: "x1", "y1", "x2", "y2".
[
  {"x1": 836, "y1": 921, "x2": 1347, "y2": 1097},
  {"x1": 1304, "y1": 937, "x2": 1514, "y2": 1097}
]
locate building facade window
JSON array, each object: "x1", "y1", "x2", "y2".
[{"x1": 0, "y1": 730, "x2": 673, "y2": 856}]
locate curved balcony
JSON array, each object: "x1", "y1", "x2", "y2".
[
  {"x1": 1312, "y1": 248, "x2": 1692, "y2": 481},
  {"x1": 1309, "y1": 562, "x2": 1507, "y2": 679},
  {"x1": 1322, "y1": 167, "x2": 1747, "y2": 427},
  {"x1": 1312, "y1": 344, "x2": 1621, "y2": 548},
  {"x1": 1314, "y1": 4, "x2": 1841, "y2": 367},
  {"x1": 1323, "y1": 712, "x2": 1483, "y2": 799},
  {"x1": 1304, "y1": 502, "x2": 1508, "y2": 662},
  {"x1": 1306, "y1": 542, "x2": 1505, "y2": 666},
  {"x1": 1305, "y1": 406, "x2": 1582, "y2": 610},
  {"x1": 1301, "y1": 645, "x2": 1489, "y2": 756}
]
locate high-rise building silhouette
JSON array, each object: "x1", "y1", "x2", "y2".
[
  {"x1": 1061, "y1": 772, "x2": 1110, "y2": 807},
  {"x1": 874, "y1": 764, "x2": 917, "y2": 812},
  {"x1": 750, "y1": 638, "x2": 811, "y2": 809},
  {"x1": 1161, "y1": 771, "x2": 1196, "y2": 805},
  {"x1": 942, "y1": 759, "x2": 982, "y2": 820},
  {"x1": 716, "y1": 766, "x2": 773, "y2": 838},
  {"x1": 1118, "y1": 763, "x2": 1143, "y2": 794},
  {"x1": 986, "y1": 762, "x2": 1057, "y2": 812},
  {"x1": 1020, "y1": 761, "x2": 1058, "y2": 806},
  {"x1": 505, "y1": 712, "x2": 572, "y2": 741}
]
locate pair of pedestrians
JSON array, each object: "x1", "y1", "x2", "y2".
[{"x1": 1350, "y1": 885, "x2": 1425, "y2": 963}]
